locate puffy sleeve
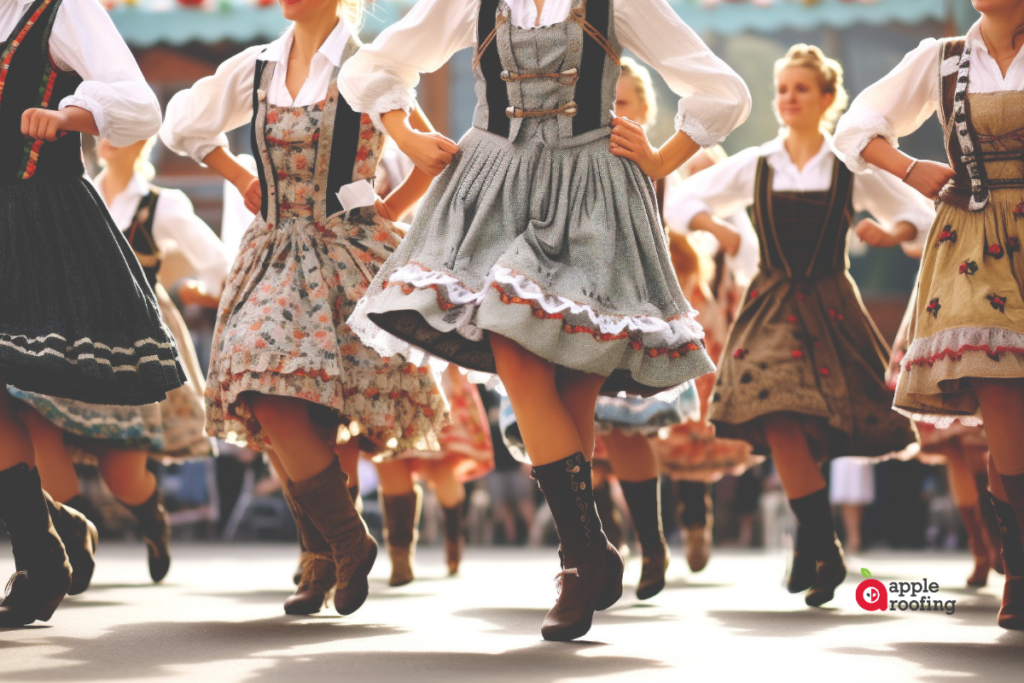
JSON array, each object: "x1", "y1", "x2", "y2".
[
  {"x1": 833, "y1": 38, "x2": 942, "y2": 173},
  {"x1": 850, "y1": 164, "x2": 936, "y2": 241},
  {"x1": 159, "y1": 45, "x2": 265, "y2": 165},
  {"x1": 664, "y1": 146, "x2": 761, "y2": 233},
  {"x1": 616, "y1": 0, "x2": 751, "y2": 147},
  {"x1": 151, "y1": 189, "x2": 232, "y2": 298},
  {"x1": 338, "y1": 0, "x2": 477, "y2": 131},
  {"x1": 48, "y1": 0, "x2": 161, "y2": 146}
]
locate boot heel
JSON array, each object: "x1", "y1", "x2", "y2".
[
  {"x1": 595, "y1": 545, "x2": 624, "y2": 611},
  {"x1": 35, "y1": 589, "x2": 68, "y2": 622}
]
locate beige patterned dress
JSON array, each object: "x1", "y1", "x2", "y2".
[{"x1": 206, "y1": 56, "x2": 448, "y2": 454}]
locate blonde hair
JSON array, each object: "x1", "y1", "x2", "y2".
[
  {"x1": 773, "y1": 44, "x2": 848, "y2": 132},
  {"x1": 135, "y1": 136, "x2": 158, "y2": 180},
  {"x1": 340, "y1": 0, "x2": 364, "y2": 29},
  {"x1": 619, "y1": 56, "x2": 658, "y2": 127}
]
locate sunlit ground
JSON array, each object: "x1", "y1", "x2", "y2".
[{"x1": 0, "y1": 543, "x2": 1022, "y2": 682}]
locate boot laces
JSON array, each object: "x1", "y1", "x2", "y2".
[
  {"x1": 553, "y1": 567, "x2": 579, "y2": 595},
  {"x1": 4, "y1": 571, "x2": 27, "y2": 598}
]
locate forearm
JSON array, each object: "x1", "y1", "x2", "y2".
[
  {"x1": 690, "y1": 212, "x2": 740, "y2": 255},
  {"x1": 202, "y1": 147, "x2": 255, "y2": 189},
  {"x1": 655, "y1": 131, "x2": 701, "y2": 180},
  {"x1": 59, "y1": 106, "x2": 99, "y2": 136},
  {"x1": 860, "y1": 138, "x2": 914, "y2": 180}
]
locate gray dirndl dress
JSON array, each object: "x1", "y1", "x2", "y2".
[{"x1": 349, "y1": 0, "x2": 714, "y2": 397}]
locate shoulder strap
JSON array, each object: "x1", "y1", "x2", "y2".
[
  {"x1": 751, "y1": 157, "x2": 776, "y2": 274},
  {"x1": 326, "y1": 64, "x2": 365, "y2": 217},
  {"x1": 571, "y1": 0, "x2": 615, "y2": 137},
  {"x1": 475, "y1": 0, "x2": 510, "y2": 138},
  {"x1": 251, "y1": 53, "x2": 269, "y2": 221},
  {"x1": 938, "y1": 38, "x2": 966, "y2": 131}
]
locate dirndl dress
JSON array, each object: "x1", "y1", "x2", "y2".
[
  {"x1": 709, "y1": 155, "x2": 918, "y2": 460},
  {"x1": 385, "y1": 366, "x2": 495, "y2": 482},
  {"x1": 0, "y1": 0, "x2": 183, "y2": 405},
  {"x1": 348, "y1": 0, "x2": 713, "y2": 397},
  {"x1": 205, "y1": 55, "x2": 448, "y2": 454},
  {"x1": 894, "y1": 40, "x2": 1024, "y2": 426}
]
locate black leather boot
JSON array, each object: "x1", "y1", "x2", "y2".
[{"x1": 0, "y1": 465, "x2": 71, "y2": 627}]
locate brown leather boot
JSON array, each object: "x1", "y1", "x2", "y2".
[
  {"x1": 541, "y1": 539, "x2": 624, "y2": 642},
  {"x1": 686, "y1": 524, "x2": 712, "y2": 573},
  {"x1": 125, "y1": 488, "x2": 171, "y2": 583},
  {"x1": 960, "y1": 504, "x2": 991, "y2": 587},
  {"x1": 977, "y1": 475, "x2": 1004, "y2": 574},
  {"x1": 788, "y1": 489, "x2": 846, "y2": 607},
  {"x1": 45, "y1": 493, "x2": 98, "y2": 596},
  {"x1": 288, "y1": 461, "x2": 376, "y2": 616},
  {"x1": 994, "y1": 474, "x2": 1024, "y2": 630},
  {"x1": 382, "y1": 487, "x2": 421, "y2": 587},
  {"x1": 0, "y1": 465, "x2": 72, "y2": 628},
  {"x1": 282, "y1": 487, "x2": 335, "y2": 615},
  {"x1": 637, "y1": 546, "x2": 668, "y2": 601},
  {"x1": 442, "y1": 503, "x2": 463, "y2": 576}
]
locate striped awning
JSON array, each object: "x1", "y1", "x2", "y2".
[{"x1": 106, "y1": 0, "x2": 954, "y2": 47}]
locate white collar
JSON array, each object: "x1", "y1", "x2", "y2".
[
  {"x1": 967, "y1": 20, "x2": 987, "y2": 55},
  {"x1": 761, "y1": 133, "x2": 835, "y2": 168},
  {"x1": 260, "y1": 20, "x2": 351, "y2": 66}
]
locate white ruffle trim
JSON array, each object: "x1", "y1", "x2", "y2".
[
  {"x1": 368, "y1": 86, "x2": 417, "y2": 133},
  {"x1": 901, "y1": 326, "x2": 1024, "y2": 371},
  {"x1": 387, "y1": 263, "x2": 706, "y2": 346},
  {"x1": 894, "y1": 326, "x2": 1024, "y2": 428},
  {"x1": 674, "y1": 109, "x2": 718, "y2": 149},
  {"x1": 347, "y1": 263, "x2": 707, "y2": 402}
]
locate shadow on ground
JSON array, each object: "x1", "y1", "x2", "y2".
[
  {"x1": 708, "y1": 609, "x2": 891, "y2": 637},
  {"x1": 831, "y1": 635, "x2": 1024, "y2": 681}
]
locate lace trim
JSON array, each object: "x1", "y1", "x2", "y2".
[
  {"x1": 367, "y1": 86, "x2": 417, "y2": 134},
  {"x1": 347, "y1": 263, "x2": 704, "y2": 401},
  {"x1": 901, "y1": 326, "x2": 1024, "y2": 370},
  {"x1": 388, "y1": 263, "x2": 706, "y2": 346},
  {"x1": 674, "y1": 110, "x2": 717, "y2": 149}
]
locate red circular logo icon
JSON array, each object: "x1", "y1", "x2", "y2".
[{"x1": 856, "y1": 568, "x2": 888, "y2": 611}]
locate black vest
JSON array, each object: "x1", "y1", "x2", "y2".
[
  {"x1": 476, "y1": 0, "x2": 614, "y2": 139},
  {"x1": 250, "y1": 55, "x2": 365, "y2": 221},
  {"x1": 124, "y1": 187, "x2": 163, "y2": 290},
  {"x1": 0, "y1": 0, "x2": 84, "y2": 182}
]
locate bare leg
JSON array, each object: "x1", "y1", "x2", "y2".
[
  {"x1": 764, "y1": 415, "x2": 826, "y2": 499},
  {"x1": 376, "y1": 458, "x2": 415, "y2": 496},
  {"x1": 423, "y1": 459, "x2": 465, "y2": 509},
  {"x1": 97, "y1": 449, "x2": 156, "y2": 506},
  {"x1": 839, "y1": 505, "x2": 863, "y2": 554},
  {"x1": 603, "y1": 431, "x2": 658, "y2": 483},
  {"x1": 973, "y1": 378, "x2": 1024, "y2": 476},
  {"x1": 946, "y1": 442, "x2": 979, "y2": 508},
  {"x1": 0, "y1": 370, "x2": 34, "y2": 471},
  {"x1": 555, "y1": 369, "x2": 607, "y2": 461},
  {"x1": 21, "y1": 409, "x2": 80, "y2": 503},
  {"x1": 335, "y1": 439, "x2": 361, "y2": 491},
  {"x1": 248, "y1": 394, "x2": 336, "y2": 483},
  {"x1": 490, "y1": 334, "x2": 584, "y2": 466}
]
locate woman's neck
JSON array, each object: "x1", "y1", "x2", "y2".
[
  {"x1": 979, "y1": 10, "x2": 1024, "y2": 76},
  {"x1": 783, "y1": 126, "x2": 825, "y2": 172},
  {"x1": 292, "y1": 13, "x2": 341, "y2": 65},
  {"x1": 100, "y1": 164, "x2": 134, "y2": 206}
]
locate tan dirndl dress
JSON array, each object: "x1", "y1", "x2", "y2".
[{"x1": 894, "y1": 40, "x2": 1024, "y2": 426}]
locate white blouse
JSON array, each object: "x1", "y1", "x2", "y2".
[
  {"x1": 337, "y1": 0, "x2": 751, "y2": 147},
  {"x1": 97, "y1": 172, "x2": 231, "y2": 297},
  {"x1": 834, "y1": 20, "x2": 1024, "y2": 173},
  {"x1": 160, "y1": 20, "x2": 353, "y2": 165},
  {"x1": 667, "y1": 135, "x2": 936, "y2": 249},
  {"x1": 0, "y1": 0, "x2": 160, "y2": 147}
]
